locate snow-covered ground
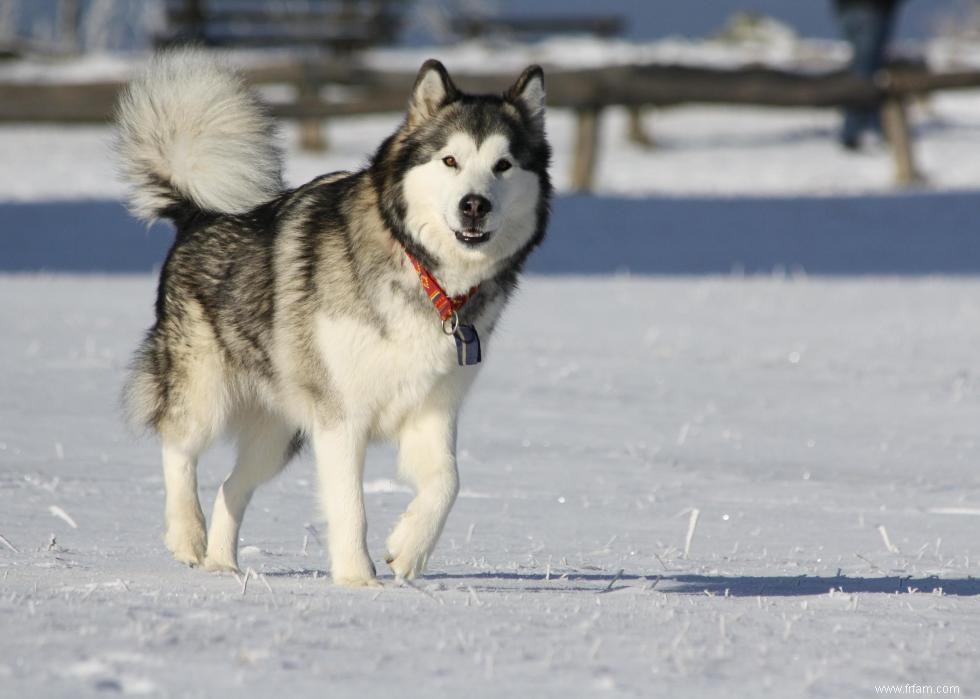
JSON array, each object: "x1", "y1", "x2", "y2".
[
  {"x1": 1, "y1": 275, "x2": 979, "y2": 697},
  {"x1": 2, "y1": 37, "x2": 980, "y2": 697}
]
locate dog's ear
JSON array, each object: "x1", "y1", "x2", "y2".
[
  {"x1": 505, "y1": 65, "x2": 546, "y2": 129},
  {"x1": 408, "y1": 59, "x2": 458, "y2": 125}
]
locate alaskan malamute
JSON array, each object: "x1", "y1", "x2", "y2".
[{"x1": 115, "y1": 51, "x2": 551, "y2": 586}]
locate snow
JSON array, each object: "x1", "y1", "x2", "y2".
[{"x1": 1, "y1": 275, "x2": 979, "y2": 696}]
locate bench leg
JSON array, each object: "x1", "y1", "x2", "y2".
[
  {"x1": 571, "y1": 106, "x2": 601, "y2": 192},
  {"x1": 626, "y1": 106, "x2": 655, "y2": 149},
  {"x1": 300, "y1": 119, "x2": 328, "y2": 152},
  {"x1": 297, "y1": 79, "x2": 328, "y2": 152},
  {"x1": 881, "y1": 97, "x2": 922, "y2": 186}
]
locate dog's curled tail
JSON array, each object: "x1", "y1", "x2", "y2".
[{"x1": 115, "y1": 50, "x2": 283, "y2": 222}]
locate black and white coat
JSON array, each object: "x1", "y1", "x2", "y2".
[{"x1": 116, "y1": 50, "x2": 551, "y2": 585}]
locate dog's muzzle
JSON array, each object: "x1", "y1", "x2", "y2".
[{"x1": 456, "y1": 194, "x2": 493, "y2": 245}]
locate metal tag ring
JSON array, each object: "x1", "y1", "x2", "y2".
[{"x1": 442, "y1": 312, "x2": 460, "y2": 335}]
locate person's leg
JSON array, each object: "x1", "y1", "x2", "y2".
[
  {"x1": 837, "y1": 1, "x2": 898, "y2": 146},
  {"x1": 862, "y1": 2, "x2": 899, "y2": 135}
]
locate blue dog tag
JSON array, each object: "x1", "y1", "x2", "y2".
[{"x1": 454, "y1": 324, "x2": 481, "y2": 366}]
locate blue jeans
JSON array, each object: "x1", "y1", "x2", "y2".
[{"x1": 835, "y1": 0, "x2": 899, "y2": 143}]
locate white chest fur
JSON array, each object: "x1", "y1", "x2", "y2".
[{"x1": 314, "y1": 306, "x2": 468, "y2": 438}]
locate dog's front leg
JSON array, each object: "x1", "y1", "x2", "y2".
[
  {"x1": 313, "y1": 422, "x2": 378, "y2": 587},
  {"x1": 386, "y1": 394, "x2": 461, "y2": 580}
]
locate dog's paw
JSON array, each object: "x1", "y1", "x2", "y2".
[
  {"x1": 164, "y1": 524, "x2": 206, "y2": 567},
  {"x1": 331, "y1": 555, "x2": 379, "y2": 588},
  {"x1": 385, "y1": 517, "x2": 431, "y2": 580},
  {"x1": 333, "y1": 573, "x2": 382, "y2": 588},
  {"x1": 385, "y1": 549, "x2": 429, "y2": 581},
  {"x1": 202, "y1": 554, "x2": 240, "y2": 574}
]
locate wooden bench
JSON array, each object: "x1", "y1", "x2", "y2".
[
  {"x1": 449, "y1": 15, "x2": 624, "y2": 41},
  {"x1": 155, "y1": 0, "x2": 403, "y2": 52},
  {"x1": 446, "y1": 12, "x2": 646, "y2": 149},
  {"x1": 259, "y1": 61, "x2": 977, "y2": 190},
  {"x1": 155, "y1": 0, "x2": 404, "y2": 150},
  {"x1": 4, "y1": 60, "x2": 980, "y2": 190}
]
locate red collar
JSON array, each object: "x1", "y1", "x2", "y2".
[{"x1": 404, "y1": 250, "x2": 477, "y2": 323}]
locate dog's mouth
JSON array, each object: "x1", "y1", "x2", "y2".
[{"x1": 454, "y1": 228, "x2": 493, "y2": 246}]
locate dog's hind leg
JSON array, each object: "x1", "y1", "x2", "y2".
[
  {"x1": 155, "y1": 317, "x2": 229, "y2": 567},
  {"x1": 385, "y1": 383, "x2": 464, "y2": 580},
  {"x1": 204, "y1": 412, "x2": 298, "y2": 573},
  {"x1": 161, "y1": 440, "x2": 208, "y2": 566}
]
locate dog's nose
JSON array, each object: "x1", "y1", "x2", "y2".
[{"x1": 459, "y1": 194, "x2": 492, "y2": 220}]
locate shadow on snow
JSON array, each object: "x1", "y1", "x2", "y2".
[
  {"x1": 3, "y1": 191, "x2": 980, "y2": 275},
  {"x1": 262, "y1": 568, "x2": 980, "y2": 596},
  {"x1": 429, "y1": 571, "x2": 980, "y2": 596}
]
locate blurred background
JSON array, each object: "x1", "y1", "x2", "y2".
[
  {"x1": 3, "y1": 0, "x2": 980, "y2": 272},
  {"x1": 3, "y1": 1, "x2": 979, "y2": 49}
]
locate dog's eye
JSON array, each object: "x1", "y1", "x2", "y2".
[
  {"x1": 493, "y1": 159, "x2": 512, "y2": 174},
  {"x1": 442, "y1": 155, "x2": 458, "y2": 168}
]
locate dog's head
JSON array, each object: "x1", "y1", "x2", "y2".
[{"x1": 373, "y1": 60, "x2": 552, "y2": 293}]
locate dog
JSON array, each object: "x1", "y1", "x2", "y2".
[{"x1": 115, "y1": 50, "x2": 551, "y2": 586}]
